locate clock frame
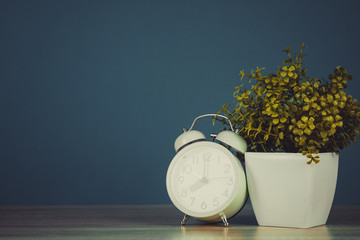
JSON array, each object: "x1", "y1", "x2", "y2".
[{"x1": 166, "y1": 114, "x2": 248, "y2": 226}]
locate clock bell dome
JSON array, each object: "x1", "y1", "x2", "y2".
[
  {"x1": 174, "y1": 130, "x2": 206, "y2": 152},
  {"x1": 215, "y1": 130, "x2": 247, "y2": 154}
]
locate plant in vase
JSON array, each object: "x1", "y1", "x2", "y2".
[{"x1": 218, "y1": 44, "x2": 360, "y2": 228}]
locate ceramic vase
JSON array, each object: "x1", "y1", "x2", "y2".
[{"x1": 245, "y1": 152, "x2": 339, "y2": 228}]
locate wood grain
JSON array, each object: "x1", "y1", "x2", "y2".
[{"x1": 0, "y1": 205, "x2": 359, "y2": 239}]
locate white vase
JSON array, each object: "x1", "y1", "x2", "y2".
[{"x1": 245, "y1": 152, "x2": 339, "y2": 228}]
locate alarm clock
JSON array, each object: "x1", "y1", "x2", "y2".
[{"x1": 166, "y1": 114, "x2": 248, "y2": 226}]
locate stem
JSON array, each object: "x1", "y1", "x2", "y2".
[{"x1": 261, "y1": 143, "x2": 267, "y2": 152}]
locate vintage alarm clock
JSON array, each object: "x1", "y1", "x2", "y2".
[{"x1": 166, "y1": 114, "x2": 247, "y2": 226}]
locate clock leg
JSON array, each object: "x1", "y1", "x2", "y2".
[
  {"x1": 220, "y1": 214, "x2": 229, "y2": 227},
  {"x1": 180, "y1": 214, "x2": 190, "y2": 226}
]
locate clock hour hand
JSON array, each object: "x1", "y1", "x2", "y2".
[{"x1": 189, "y1": 177, "x2": 208, "y2": 192}]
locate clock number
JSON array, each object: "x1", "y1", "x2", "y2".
[
  {"x1": 222, "y1": 190, "x2": 228, "y2": 197},
  {"x1": 201, "y1": 201, "x2": 207, "y2": 209},
  {"x1": 224, "y1": 164, "x2": 231, "y2": 173},
  {"x1": 203, "y1": 152, "x2": 211, "y2": 161},
  {"x1": 227, "y1": 178, "x2": 233, "y2": 185},
  {"x1": 181, "y1": 188, "x2": 187, "y2": 197},
  {"x1": 178, "y1": 176, "x2": 184, "y2": 184},
  {"x1": 183, "y1": 165, "x2": 192, "y2": 174},
  {"x1": 190, "y1": 197, "x2": 196, "y2": 206},
  {"x1": 212, "y1": 197, "x2": 220, "y2": 207}
]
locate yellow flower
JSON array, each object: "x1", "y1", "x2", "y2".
[
  {"x1": 219, "y1": 46, "x2": 359, "y2": 165},
  {"x1": 279, "y1": 132, "x2": 284, "y2": 139},
  {"x1": 281, "y1": 65, "x2": 298, "y2": 79}
]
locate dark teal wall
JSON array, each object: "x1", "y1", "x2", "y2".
[{"x1": 1, "y1": 0, "x2": 359, "y2": 204}]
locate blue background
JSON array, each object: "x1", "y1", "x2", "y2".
[{"x1": 1, "y1": 0, "x2": 359, "y2": 205}]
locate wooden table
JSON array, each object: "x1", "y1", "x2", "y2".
[{"x1": 0, "y1": 205, "x2": 359, "y2": 239}]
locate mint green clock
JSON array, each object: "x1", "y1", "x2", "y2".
[{"x1": 166, "y1": 114, "x2": 248, "y2": 226}]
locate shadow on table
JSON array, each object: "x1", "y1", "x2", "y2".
[{"x1": 163, "y1": 225, "x2": 332, "y2": 240}]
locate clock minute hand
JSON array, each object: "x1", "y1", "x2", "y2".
[
  {"x1": 207, "y1": 176, "x2": 233, "y2": 181},
  {"x1": 202, "y1": 159, "x2": 207, "y2": 178},
  {"x1": 202, "y1": 154, "x2": 211, "y2": 178}
]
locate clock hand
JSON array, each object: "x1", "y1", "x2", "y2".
[
  {"x1": 191, "y1": 172, "x2": 202, "y2": 179},
  {"x1": 207, "y1": 176, "x2": 233, "y2": 181},
  {"x1": 202, "y1": 159, "x2": 207, "y2": 178},
  {"x1": 202, "y1": 155, "x2": 211, "y2": 178},
  {"x1": 205, "y1": 160, "x2": 210, "y2": 178},
  {"x1": 189, "y1": 177, "x2": 209, "y2": 192}
]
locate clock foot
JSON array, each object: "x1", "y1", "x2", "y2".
[
  {"x1": 180, "y1": 214, "x2": 190, "y2": 226},
  {"x1": 220, "y1": 214, "x2": 229, "y2": 227}
]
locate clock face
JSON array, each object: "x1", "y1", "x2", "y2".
[{"x1": 166, "y1": 141, "x2": 244, "y2": 218}]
